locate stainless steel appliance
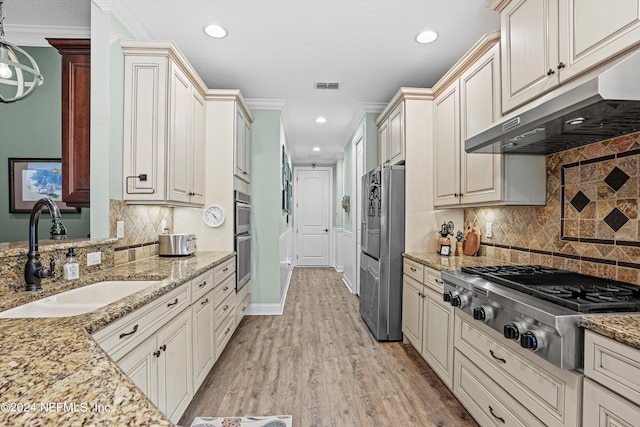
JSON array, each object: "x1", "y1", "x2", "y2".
[
  {"x1": 234, "y1": 191, "x2": 251, "y2": 291},
  {"x1": 158, "y1": 233, "x2": 197, "y2": 256},
  {"x1": 359, "y1": 165, "x2": 405, "y2": 341},
  {"x1": 441, "y1": 265, "x2": 640, "y2": 370},
  {"x1": 466, "y1": 49, "x2": 640, "y2": 155}
]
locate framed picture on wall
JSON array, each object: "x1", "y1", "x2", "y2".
[{"x1": 8, "y1": 158, "x2": 78, "y2": 213}]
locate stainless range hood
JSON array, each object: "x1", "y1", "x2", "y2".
[{"x1": 466, "y1": 50, "x2": 640, "y2": 155}]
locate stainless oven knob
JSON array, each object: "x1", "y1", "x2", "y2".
[
  {"x1": 450, "y1": 294, "x2": 469, "y2": 308},
  {"x1": 503, "y1": 322, "x2": 523, "y2": 340},
  {"x1": 473, "y1": 306, "x2": 494, "y2": 322},
  {"x1": 520, "y1": 330, "x2": 545, "y2": 351},
  {"x1": 443, "y1": 291, "x2": 453, "y2": 302}
]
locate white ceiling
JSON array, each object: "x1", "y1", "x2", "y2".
[{"x1": 4, "y1": 0, "x2": 499, "y2": 162}]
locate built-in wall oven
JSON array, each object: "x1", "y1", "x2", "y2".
[{"x1": 234, "y1": 191, "x2": 251, "y2": 291}]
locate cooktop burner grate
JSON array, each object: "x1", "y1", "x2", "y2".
[{"x1": 461, "y1": 265, "x2": 640, "y2": 313}]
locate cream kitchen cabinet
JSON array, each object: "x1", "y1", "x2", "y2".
[
  {"x1": 191, "y1": 271, "x2": 215, "y2": 391},
  {"x1": 434, "y1": 39, "x2": 545, "y2": 208},
  {"x1": 499, "y1": 0, "x2": 640, "y2": 112},
  {"x1": 402, "y1": 259, "x2": 454, "y2": 389},
  {"x1": 117, "y1": 307, "x2": 193, "y2": 424},
  {"x1": 235, "y1": 105, "x2": 252, "y2": 182},
  {"x1": 378, "y1": 102, "x2": 404, "y2": 165},
  {"x1": 121, "y1": 40, "x2": 206, "y2": 207},
  {"x1": 454, "y1": 310, "x2": 582, "y2": 427},
  {"x1": 583, "y1": 330, "x2": 640, "y2": 427}
]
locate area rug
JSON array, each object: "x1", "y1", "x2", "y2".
[{"x1": 190, "y1": 415, "x2": 292, "y2": 427}]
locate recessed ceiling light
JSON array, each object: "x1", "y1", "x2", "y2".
[
  {"x1": 204, "y1": 24, "x2": 228, "y2": 39},
  {"x1": 313, "y1": 147, "x2": 321, "y2": 152},
  {"x1": 415, "y1": 30, "x2": 438, "y2": 44},
  {"x1": 315, "y1": 116, "x2": 327, "y2": 123}
]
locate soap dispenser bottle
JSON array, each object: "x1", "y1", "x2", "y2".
[{"x1": 63, "y1": 248, "x2": 80, "y2": 280}]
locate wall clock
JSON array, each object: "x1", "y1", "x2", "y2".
[{"x1": 202, "y1": 205, "x2": 225, "y2": 228}]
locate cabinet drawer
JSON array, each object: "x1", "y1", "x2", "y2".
[
  {"x1": 236, "y1": 293, "x2": 250, "y2": 325},
  {"x1": 403, "y1": 258, "x2": 424, "y2": 282},
  {"x1": 94, "y1": 284, "x2": 190, "y2": 359},
  {"x1": 454, "y1": 350, "x2": 546, "y2": 427},
  {"x1": 583, "y1": 378, "x2": 640, "y2": 427},
  {"x1": 215, "y1": 291, "x2": 236, "y2": 326},
  {"x1": 585, "y1": 330, "x2": 640, "y2": 405},
  {"x1": 213, "y1": 258, "x2": 235, "y2": 283},
  {"x1": 191, "y1": 270, "x2": 214, "y2": 302},
  {"x1": 215, "y1": 312, "x2": 236, "y2": 358},
  {"x1": 424, "y1": 266, "x2": 444, "y2": 293},
  {"x1": 454, "y1": 311, "x2": 581, "y2": 427},
  {"x1": 214, "y1": 274, "x2": 235, "y2": 307}
]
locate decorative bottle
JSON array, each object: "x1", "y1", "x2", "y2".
[{"x1": 63, "y1": 247, "x2": 80, "y2": 280}]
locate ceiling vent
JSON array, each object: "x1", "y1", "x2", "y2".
[{"x1": 315, "y1": 81, "x2": 340, "y2": 90}]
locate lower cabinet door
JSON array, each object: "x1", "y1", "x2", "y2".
[
  {"x1": 192, "y1": 290, "x2": 215, "y2": 392},
  {"x1": 402, "y1": 275, "x2": 423, "y2": 352},
  {"x1": 583, "y1": 378, "x2": 640, "y2": 427},
  {"x1": 117, "y1": 334, "x2": 159, "y2": 407},
  {"x1": 157, "y1": 308, "x2": 193, "y2": 423},
  {"x1": 422, "y1": 286, "x2": 454, "y2": 389}
]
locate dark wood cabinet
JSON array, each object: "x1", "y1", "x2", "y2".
[{"x1": 47, "y1": 38, "x2": 90, "y2": 207}]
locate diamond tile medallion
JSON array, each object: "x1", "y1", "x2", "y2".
[{"x1": 570, "y1": 191, "x2": 590, "y2": 213}]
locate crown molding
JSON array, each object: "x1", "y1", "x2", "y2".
[{"x1": 4, "y1": 25, "x2": 90, "y2": 47}]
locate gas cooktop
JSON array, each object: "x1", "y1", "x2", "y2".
[{"x1": 461, "y1": 265, "x2": 640, "y2": 313}]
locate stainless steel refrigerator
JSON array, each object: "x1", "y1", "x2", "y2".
[{"x1": 359, "y1": 165, "x2": 405, "y2": 341}]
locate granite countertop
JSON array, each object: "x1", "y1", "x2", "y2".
[
  {"x1": 403, "y1": 252, "x2": 514, "y2": 271},
  {"x1": 581, "y1": 315, "x2": 640, "y2": 350},
  {"x1": 0, "y1": 251, "x2": 234, "y2": 427}
]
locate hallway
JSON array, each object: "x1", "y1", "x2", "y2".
[{"x1": 179, "y1": 267, "x2": 477, "y2": 427}]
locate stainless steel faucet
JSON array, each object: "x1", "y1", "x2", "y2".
[{"x1": 24, "y1": 198, "x2": 67, "y2": 291}]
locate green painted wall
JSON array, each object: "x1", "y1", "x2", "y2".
[
  {"x1": 364, "y1": 112, "x2": 379, "y2": 172},
  {"x1": 0, "y1": 47, "x2": 90, "y2": 242},
  {"x1": 251, "y1": 109, "x2": 284, "y2": 304}
]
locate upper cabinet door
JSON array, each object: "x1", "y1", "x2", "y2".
[
  {"x1": 234, "y1": 106, "x2": 251, "y2": 183},
  {"x1": 388, "y1": 102, "x2": 405, "y2": 165},
  {"x1": 559, "y1": 0, "x2": 640, "y2": 81},
  {"x1": 433, "y1": 80, "x2": 461, "y2": 207},
  {"x1": 190, "y1": 91, "x2": 206, "y2": 205},
  {"x1": 167, "y1": 63, "x2": 193, "y2": 204},
  {"x1": 501, "y1": 0, "x2": 560, "y2": 112},
  {"x1": 378, "y1": 118, "x2": 389, "y2": 165},
  {"x1": 460, "y1": 43, "x2": 503, "y2": 205}
]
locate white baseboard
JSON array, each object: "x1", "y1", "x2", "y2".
[
  {"x1": 342, "y1": 273, "x2": 355, "y2": 294},
  {"x1": 246, "y1": 259, "x2": 293, "y2": 316}
]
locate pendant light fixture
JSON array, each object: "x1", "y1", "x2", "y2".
[{"x1": 0, "y1": 0, "x2": 43, "y2": 103}]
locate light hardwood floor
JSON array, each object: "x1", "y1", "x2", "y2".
[{"x1": 179, "y1": 267, "x2": 478, "y2": 427}]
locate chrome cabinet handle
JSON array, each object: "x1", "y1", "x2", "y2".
[
  {"x1": 557, "y1": 62, "x2": 565, "y2": 69},
  {"x1": 489, "y1": 406, "x2": 505, "y2": 423},
  {"x1": 199, "y1": 281, "x2": 207, "y2": 288},
  {"x1": 435, "y1": 279, "x2": 444, "y2": 285},
  {"x1": 410, "y1": 267, "x2": 417, "y2": 272},
  {"x1": 167, "y1": 298, "x2": 178, "y2": 307},
  {"x1": 547, "y1": 68, "x2": 555, "y2": 76},
  {"x1": 223, "y1": 286, "x2": 229, "y2": 291},
  {"x1": 153, "y1": 350, "x2": 161, "y2": 357},
  {"x1": 223, "y1": 267, "x2": 229, "y2": 272},
  {"x1": 225, "y1": 327, "x2": 231, "y2": 335},
  {"x1": 160, "y1": 344, "x2": 166, "y2": 352},
  {"x1": 223, "y1": 304, "x2": 229, "y2": 311},
  {"x1": 490, "y1": 349, "x2": 506, "y2": 364},
  {"x1": 201, "y1": 298, "x2": 209, "y2": 305},
  {"x1": 119, "y1": 324, "x2": 139, "y2": 339}
]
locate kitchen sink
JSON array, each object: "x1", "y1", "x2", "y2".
[{"x1": 0, "y1": 280, "x2": 160, "y2": 318}]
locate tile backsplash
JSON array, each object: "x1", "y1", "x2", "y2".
[
  {"x1": 109, "y1": 200, "x2": 173, "y2": 265},
  {"x1": 465, "y1": 131, "x2": 640, "y2": 285}
]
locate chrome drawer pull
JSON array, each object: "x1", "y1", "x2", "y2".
[
  {"x1": 199, "y1": 281, "x2": 207, "y2": 288},
  {"x1": 167, "y1": 298, "x2": 178, "y2": 307},
  {"x1": 435, "y1": 279, "x2": 443, "y2": 285},
  {"x1": 225, "y1": 327, "x2": 230, "y2": 334},
  {"x1": 223, "y1": 286, "x2": 229, "y2": 291},
  {"x1": 119, "y1": 324, "x2": 138, "y2": 339},
  {"x1": 489, "y1": 406, "x2": 505, "y2": 423},
  {"x1": 489, "y1": 350, "x2": 506, "y2": 364},
  {"x1": 223, "y1": 267, "x2": 229, "y2": 272},
  {"x1": 223, "y1": 304, "x2": 229, "y2": 311},
  {"x1": 201, "y1": 298, "x2": 209, "y2": 305},
  {"x1": 410, "y1": 267, "x2": 417, "y2": 272}
]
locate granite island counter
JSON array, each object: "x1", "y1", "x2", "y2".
[{"x1": 0, "y1": 251, "x2": 234, "y2": 427}]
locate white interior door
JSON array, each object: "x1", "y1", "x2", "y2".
[
  {"x1": 295, "y1": 168, "x2": 331, "y2": 266},
  {"x1": 355, "y1": 135, "x2": 364, "y2": 295}
]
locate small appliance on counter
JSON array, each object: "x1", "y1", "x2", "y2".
[{"x1": 158, "y1": 233, "x2": 197, "y2": 256}]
